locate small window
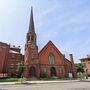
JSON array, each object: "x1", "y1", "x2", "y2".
[
  {"x1": 88, "y1": 62, "x2": 90, "y2": 64},
  {"x1": 43, "y1": 68, "x2": 47, "y2": 73},
  {"x1": 59, "y1": 66, "x2": 64, "y2": 74},
  {"x1": 11, "y1": 54, "x2": 15, "y2": 59},
  {"x1": 31, "y1": 35, "x2": 34, "y2": 42},
  {"x1": 16, "y1": 63, "x2": 18, "y2": 66},
  {"x1": 49, "y1": 53, "x2": 55, "y2": 64},
  {"x1": 27, "y1": 33, "x2": 30, "y2": 42},
  {"x1": 31, "y1": 52, "x2": 34, "y2": 60},
  {"x1": 16, "y1": 54, "x2": 20, "y2": 61},
  {"x1": 11, "y1": 64, "x2": 14, "y2": 66},
  {"x1": 83, "y1": 63, "x2": 86, "y2": 66},
  {"x1": 16, "y1": 69, "x2": 18, "y2": 72},
  {"x1": 10, "y1": 64, "x2": 14, "y2": 69},
  {"x1": 88, "y1": 59, "x2": 90, "y2": 61}
]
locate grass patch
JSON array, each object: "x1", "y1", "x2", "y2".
[
  {"x1": 59, "y1": 77, "x2": 73, "y2": 80},
  {"x1": 39, "y1": 77, "x2": 77, "y2": 80},
  {"x1": 0, "y1": 77, "x2": 19, "y2": 82},
  {"x1": 0, "y1": 77, "x2": 28, "y2": 83}
]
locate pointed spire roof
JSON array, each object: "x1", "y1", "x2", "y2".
[{"x1": 29, "y1": 7, "x2": 35, "y2": 32}]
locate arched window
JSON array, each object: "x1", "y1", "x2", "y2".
[
  {"x1": 31, "y1": 52, "x2": 34, "y2": 60},
  {"x1": 31, "y1": 35, "x2": 34, "y2": 43},
  {"x1": 27, "y1": 34, "x2": 30, "y2": 42},
  {"x1": 49, "y1": 53, "x2": 55, "y2": 64}
]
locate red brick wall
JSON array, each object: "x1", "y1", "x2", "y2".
[
  {"x1": 24, "y1": 44, "x2": 40, "y2": 77},
  {"x1": 7, "y1": 53, "x2": 23, "y2": 76},
  {"x1": 24, "y1": 46, "x2": 39, "y2": 64},
  {"x1": 39, "y1": 41, "x2": 69, "y2": 77},
  {"x1": 0, "y1": 42, "x2": 9, "y2": 73},
  {"x1": 65, "y1": 59, "x2": 73, "y2": 76},
  {"x1": 39, "y1": 44, "x2": 65, "y2": 65}
]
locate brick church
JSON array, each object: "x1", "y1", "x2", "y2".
[
  {"x1": 0, "y1": 7, "x2": 75, "y2": 78},
  {"x1": 24, "y1": 7, "x2": 75, "y2": 78}
]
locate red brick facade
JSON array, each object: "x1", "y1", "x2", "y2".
[
  {"x1": 24, "y1": 8, "x2": 75, "y2": 78},
  {"x1": 0, "y1": 42, "x2": 23, "y2": 77},
  {"x1": 7, "y1": 47, "x2": 23, "y2": 76},
  {"x1": 0, "y1": 42, "x2": 10, "y2": 74}
]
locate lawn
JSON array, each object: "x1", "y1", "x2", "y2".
[
  {"x1": 0, "y1": 77, "x2": 28, "y2": 82},
  {"x1": 0, "y1": 77, "x2": 19, "y2": 82}
]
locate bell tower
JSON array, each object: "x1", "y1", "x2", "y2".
[
  {"x1": 25, "y1": 7, "x2": 37, "y2": 49},
  {"x1": 24, "y1": 7, "x2": 40, "y2": 78}
]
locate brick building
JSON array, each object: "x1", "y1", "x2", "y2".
[
  {"x1": 0, "y1": 42, "x2": 9, "y2": 76},
  {"x1": 80, "y1": 55, "x2": 90, "y2": 75},
  {"x1": 0, "y1": 42, "x2": 23, "y2": 77},
  {"x1": 24, "y1": 7, "x2": 76, "y2": 78}
]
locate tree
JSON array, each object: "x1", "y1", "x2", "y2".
[
  {"x1": 17, "y1": 61, "x2": 28, "y2": 83},
  {"x1": 75, "y1": 63, "x2": 85, "y2": 74},
  {"x1": 75, "y1": 63, "x2": 86, "y2": 80}
]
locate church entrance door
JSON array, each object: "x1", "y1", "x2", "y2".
[
  {"x1": 50, "y1": 67, "x2": 56, "y2": 76},
  {"x1": 30, "y1": 66, "x2": 36, "y2": 77}
]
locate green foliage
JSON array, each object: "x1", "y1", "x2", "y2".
[
  {"x1": 0, "y1": 77, "x2": 19, "y2": 82},
  {"x1": 40, "y1": 73, "x2": 47, "y2": 78},
  {"x1": 17, "y1": 61, "x2": 28, "y2": 78},
  {"x1": 75, "y1": 63, "x2": 85, "y2": 73}
]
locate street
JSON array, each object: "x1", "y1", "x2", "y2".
[{"x1": 0, "y1": 81, "x2": 90, "y2": 90}]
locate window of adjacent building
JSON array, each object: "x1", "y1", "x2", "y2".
[
  {"x1": 11, "y1": 54, "x2": 15, "y2": 59},
  {"x1": 16, "y1": 54, "x2": 20, "y2": 61},
  {"x1": 10, "y1": 64, "x2": 14, "y2": 69},
  {"x1": 83, "y1": 63, "x2": 86, "y2": 66},
  {"x1": 16, "y1": 63, "x2": 18, "y2": 67},
  {"x1": 49, "y1": 53, "x2": 55, "y2": 64},
  {"x1": 16, "y1": 69, "x2": 18, "y2": 72}
]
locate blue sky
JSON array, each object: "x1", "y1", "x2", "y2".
[{"x1": 0, "y1": 0, "x2": 90, "y2": 63}]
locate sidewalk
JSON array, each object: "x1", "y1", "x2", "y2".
[
  {"x1": 0, "y1": 80, "x2": 79, "y2": 85},
  {"x1": 0, "y1": 78, "x2": 90, "y2": 85},
  {"x1": 25, "y1": 80, "x2": 79, "y2": 84}
]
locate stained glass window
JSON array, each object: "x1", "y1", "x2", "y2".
[{"x1": 49, "y1": 53, "x2": 55, "y2": 64}]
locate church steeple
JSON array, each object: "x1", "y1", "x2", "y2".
[
  {"x1": 25, "y1": 7, "x2": 37, "y2": 50},
  {"x1": 29, "y1": 7, "x2": 35, "y2": 33},
  {"x1": 24, "y1": 6, "x2": 39, "y2": 78}
]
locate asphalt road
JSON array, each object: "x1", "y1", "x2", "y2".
[{"x1": 0, "y1": 82, "x2": 90, "y2": 90}]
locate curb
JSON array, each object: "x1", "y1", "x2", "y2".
[{"x1": 0, "y1": 80, "x2": 80, "y2": 85}]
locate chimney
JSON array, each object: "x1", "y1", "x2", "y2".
[
  {"x1": 13, "y1": 45, "x2": 15, "y2": 47},
  {"x1": 69, "y1": 54, "x2": 74, "y2": 63}
]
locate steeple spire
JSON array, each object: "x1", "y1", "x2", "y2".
[{"x1": 29, "y1": 7, "x2": 35, "y2": 32}]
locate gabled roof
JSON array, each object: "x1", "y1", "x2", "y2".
[
  {"x1": 66, "y1": 58, "x2": 72, "y2": 63},
  {"x1": 39, "y1": 40, "x2": 64, "y2": 56},
  {"x1": 0, "y1": 42, "x2": 9, "y2": 46},
  {"x1": 39, "y1": 40, "x2": 72, "y2": 63},
  {"x1": 80, "y1": 58, "x2": 90, "y2": 61}
]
